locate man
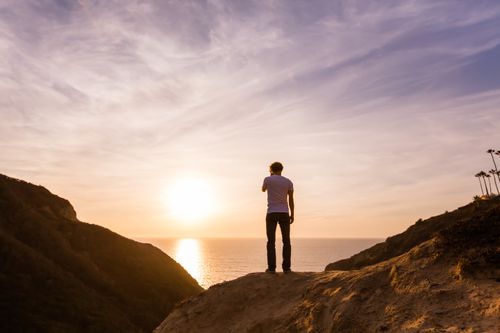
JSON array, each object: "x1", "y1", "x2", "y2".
[{"x1": 261, "y1": 161, "x2": 294, "y2": 273}]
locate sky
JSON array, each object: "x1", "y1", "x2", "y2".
[{"x1": 1, "y1": 0, "x2": 500, "y2": 238}]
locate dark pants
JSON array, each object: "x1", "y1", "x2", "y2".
[{"x1": 266, "y1": 212, "x2": 291, "y2": 271}]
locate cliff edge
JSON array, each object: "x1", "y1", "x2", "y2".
[{"x1": 155, "y1": 200, "x2": 499, "y2": 333}]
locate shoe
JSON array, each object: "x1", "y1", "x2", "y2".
[
  {"x1": 283, "y1": 269, "x2": 292, "y2": 274},
  {"x1": 265, "y1": 269, "x2": 276, "y2": 274}
]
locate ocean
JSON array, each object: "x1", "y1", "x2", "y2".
[{"x1": 139, "y1": 238, "x2": 383, "y2": 289}]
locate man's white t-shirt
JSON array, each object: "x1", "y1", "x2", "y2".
[{"x1": 263, "y1": 175, "x2": 293, "y2": 214}]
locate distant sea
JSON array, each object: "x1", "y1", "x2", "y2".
[{"x1": 137, "y1": 238, "x2": 382, "y2": 289}]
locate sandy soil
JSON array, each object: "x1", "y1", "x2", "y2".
[{"x1": 155, "y1": 239, "x2": 500, "y2": 333}]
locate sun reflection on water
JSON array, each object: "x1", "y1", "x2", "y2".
[{"x1": 173, "y1": 238, "x2": 203, "y2": 285}]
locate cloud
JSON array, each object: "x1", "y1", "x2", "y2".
[{"x1": 1, "y1": 0, "x2": 500, "y2": 237}]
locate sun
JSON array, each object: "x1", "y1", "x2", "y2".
[{"x1": 166, "y1": 178, "x2": 216, "y2": 222}]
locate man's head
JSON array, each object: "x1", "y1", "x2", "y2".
[{"x1": 269, "y1": 161, "x2": 284, "y2": 175}]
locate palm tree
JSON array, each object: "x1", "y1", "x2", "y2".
[
  {"x1": 479, "y1": 171, "x2": 490, "y2": 196},
  {"x1": 485, "y1": 174, "x2": 493, "y2": 196},
  {"x1": 475, "y1": 172, "x2": 485, "y2": 196},
  {"x1": 496, "y1": 150, "x2": 500, "y2": 176},
  {"x1": 489, "y1": 149, "x2": 500, "y2": 184},
  {"x1": 489, "y1": 169, "x2": 499, "y2": 195}
]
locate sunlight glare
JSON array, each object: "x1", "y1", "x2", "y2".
[
  {"x1": 174, "y1": 238, "x2": 203, "y2": 284},
  {"x1": 166, "y1": 178, "x2": 216, "y2": 222}
]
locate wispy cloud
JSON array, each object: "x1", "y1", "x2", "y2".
[{"x1": 1, "y1": 0, "x2": 500, "y2": 237}]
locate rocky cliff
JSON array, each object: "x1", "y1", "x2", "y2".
[{"x1": 0, "y1": 174, "x2": 203, "y2": 333}]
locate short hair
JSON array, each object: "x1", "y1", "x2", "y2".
[{"x1": 269, "y1": 162, "x2": 284, "y2": 173}]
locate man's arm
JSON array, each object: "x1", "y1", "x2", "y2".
[
  {"x1": 262, "y1": 178, "x2": 267, "y2": 192},
  {"x1": 288, "y1": 189, "x2": 294, "y2": 224}
]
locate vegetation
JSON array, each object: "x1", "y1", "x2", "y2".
[
  {"x1": 476, "y1": 149, "x2": 500, "y2": 197},
  {"x1": 0, "y1": 174, "x2": 202, "y2": 333}
]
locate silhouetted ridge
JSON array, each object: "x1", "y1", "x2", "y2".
[
  {"x1": 0, "y1": 174, "x2": 202, "y2": 333},
  {"x1": 326, "y1": 196, "x2": 500, "y2": 271},
  {"x1": 0, "y1": 174, "x2": 77, "y2": 221}
]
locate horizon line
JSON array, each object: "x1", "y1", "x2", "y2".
[{"x1": 133, "y1": 236, "x2": 386, "y2": 240}]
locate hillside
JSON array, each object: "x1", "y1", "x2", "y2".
[
  {"x1": 155, "y1": 200, "x2": 499, "y2": 332},
  {"x1": 326, "y1": 196, "x2": 500, "y2": 271},
  {"x1": 0, "y1": 174, "x2": 202, "y2": 333}
]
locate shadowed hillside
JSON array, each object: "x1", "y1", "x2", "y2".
[
  {"x1": 326, "y1": 197, "x2": 500, "y2": 271},
  {"x1": 0, "y1": 174, "x2": 202, "y2": 333},
  {"x1": 155, "y1": 200, "x2": 499, "y2": 332}
]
